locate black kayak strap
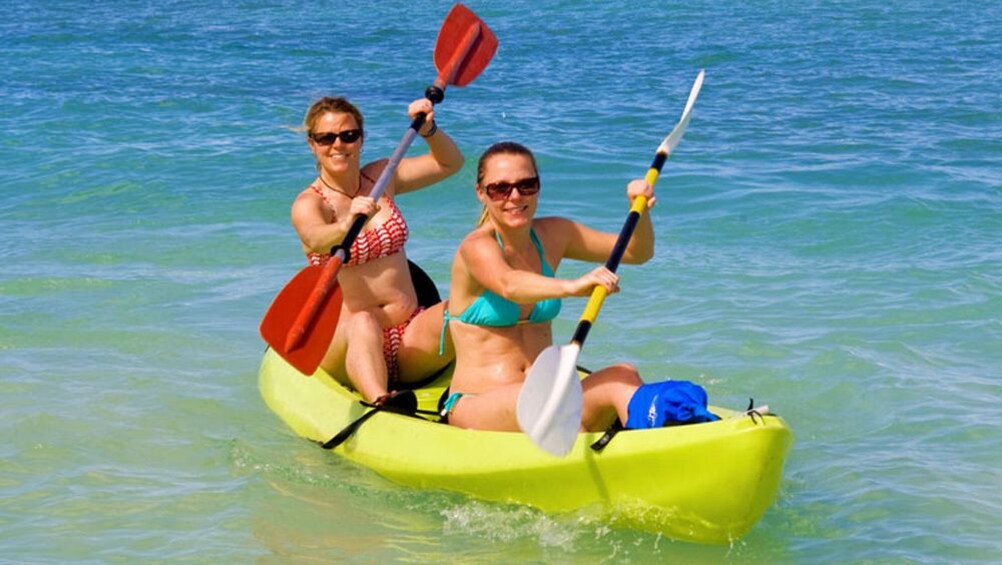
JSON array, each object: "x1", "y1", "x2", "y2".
[
  {"x1": 322, "y1": 408, "x2": 380, "y2": 449},
  {"x1": 320, "y1": 390, "x2": 438, "y2": 450},
  {"x1": 590, "y1": 419, "x2": 624, "y2": 452}
]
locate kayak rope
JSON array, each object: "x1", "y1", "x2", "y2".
[{"x1": 744, "y1": 398, "x2": 775, "y2": 424}]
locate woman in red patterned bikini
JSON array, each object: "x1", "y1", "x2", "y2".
[{"x1": 291, "y1": 96, "x2": 463, "y2": 402}]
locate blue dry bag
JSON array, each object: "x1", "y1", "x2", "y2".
[{"x1": 626, "y1": 380, "x2": 719, "y2": 429}]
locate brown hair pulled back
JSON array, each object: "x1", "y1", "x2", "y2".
[{"x1": 304, "y1": 96, "x2": 364, "y2": 134}]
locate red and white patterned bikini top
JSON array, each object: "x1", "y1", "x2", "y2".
[{"x1": 305, "y1": 182, "x2": 409, "y2": 268}]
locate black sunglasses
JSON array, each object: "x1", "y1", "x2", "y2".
[
  {"x1": 482, "y1": 176, "x2": 541, "y2": 200},
  {"x1": 309, "y1": 129, "x2": 362, "y2": 145}
]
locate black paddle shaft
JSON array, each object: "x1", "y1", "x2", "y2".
[{"x1": 603, "y1": 151, "x2": 667, "y2": 274}]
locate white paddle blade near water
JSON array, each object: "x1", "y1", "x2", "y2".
[{"x1": 516, "y1": 343, "x2": 583, "y2": 455}]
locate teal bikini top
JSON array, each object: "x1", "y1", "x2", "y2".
[{"x1": 439, "y1": 229, "x2": 562, "y2": 354}]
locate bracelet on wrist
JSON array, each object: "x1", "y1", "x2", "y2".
[{"x1": 420, "y1": 120, "x2": 438, "y2": 138}]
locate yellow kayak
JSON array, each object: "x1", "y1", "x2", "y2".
[{"x1": 259, "y1": 347, "x2": 793, "y2": 544}]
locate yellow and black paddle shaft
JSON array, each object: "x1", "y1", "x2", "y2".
[{"x1": 570, "y1": 149, "x2": 668, "y2": 345}]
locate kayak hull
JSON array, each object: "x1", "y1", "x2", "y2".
[{"x1": 259, "y1": 348, "x2": 793, "y2": 544}]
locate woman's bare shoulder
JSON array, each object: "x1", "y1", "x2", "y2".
[
  {"x1": 459, "y1": 225, "x2": 495, "y2": 250},
  {"x1": 292, "y1": 186, "x2": 322, "y2": 209}
]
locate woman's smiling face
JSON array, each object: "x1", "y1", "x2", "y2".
[
  {"x1": 477, "y1": 153, "x2": 540, "y2": 228},
  {"x1": 309, "y1": 111, "x2": 363, "y2": 175}
]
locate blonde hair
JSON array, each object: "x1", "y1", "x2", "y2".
[{"x1": 475, "y1": 141, "x2": 539, "y2": 226}]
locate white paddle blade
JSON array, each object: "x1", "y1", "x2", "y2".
[
  {"x1": 517, "y1": 344, "x2": 583, "y2": 456},
  {"x1": 658, "y1": 69, "x2": 705, "y2": 157}
]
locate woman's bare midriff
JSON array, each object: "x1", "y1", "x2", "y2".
[
  {"x1": 338, "y1": 252, "x2": 418, "y2": 327},
  {"x1": 449, "y1": 321, "x2": 553, "y2": 393}
]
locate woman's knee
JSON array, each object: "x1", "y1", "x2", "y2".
[
  {"x1": 600, "y1": 363, "x2": 643, "y2": 386},
  {"x1": 345, "y1": 310, "x2": 381, "y2": 335},
  {"x1": 400, "y1": 304, "x2": 453, "y2": 364}
]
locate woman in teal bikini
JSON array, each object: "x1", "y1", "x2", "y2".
[{"x1": 443, "y1": 141, "x2": 655, "y2": 432}]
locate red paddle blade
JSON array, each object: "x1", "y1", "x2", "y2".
[
  {"x1": 259, "y1": 265, "x2": 344, "y2": 375},
  {"x1": 435, "y1": 3, "x2": 498, "y2": 87}
]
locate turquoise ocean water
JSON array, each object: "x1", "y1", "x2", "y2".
[{"x1": 3, "y1": 1, "x2": 1001, "y2": 561}]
